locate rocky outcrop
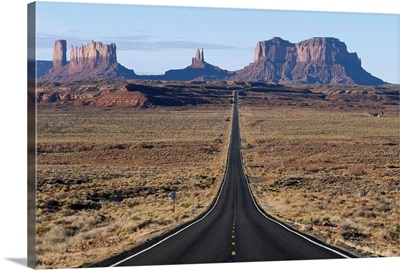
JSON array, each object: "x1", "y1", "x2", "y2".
[
  {"x1": 254, "y1": 37, "x2": 294, "y2": 63},
  {"x1": 53, "y1": 40, "x2": 67, "y2": 69},
  {"x1": 234, "y1": 37, "x2": 385, "y2": 85},
  {"x1": 295, "y1": 37, "x2": 360, "y2": 66},
  {"x1": 69, "y1": 41, "x2": 117, "y2": 71},
  {"x1": 191, "y1": 48, "x2": 205, "y2": 68},
  {"x1": 39, "y1": 40, "x2": 137, "y2": 82}
]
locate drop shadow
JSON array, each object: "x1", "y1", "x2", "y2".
[{"x1": 6, "y1": 258, "x2": 27, "y2": 267}]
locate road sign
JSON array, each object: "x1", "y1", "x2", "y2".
[
  {"x1": 171, "y1": 191, "x2": 177, "y2": 200},
  {"x1": 171, "y1": 191, "x2": 177, "y2": 212}
]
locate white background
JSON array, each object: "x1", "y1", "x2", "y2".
[{"x1": 0, "y1": 1, "x2": 398, "y2": 270}]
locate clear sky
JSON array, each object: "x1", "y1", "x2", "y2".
[{"x1": 35, "y1": 1, "x2": 399, "y2": 83}]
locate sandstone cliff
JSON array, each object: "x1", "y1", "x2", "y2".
[
  {"x1": 52, "y1": 40, "x2": 67, "y2": 69},
  {"x1": 69, "y1": 41, "x2": 117, "y2": 70},
  {"x1": 234, "y1": 37, "x2": 385, "y2": 85},
  {"x1": 39, "y1": 40, "x2": 137, "y2": 82}
]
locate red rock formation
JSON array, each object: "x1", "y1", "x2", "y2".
[
  {"x1": 69, "y1": 41, "x2": 117, "y2": 71},
  {"x1": 254, "y1": 37, "x2": 294, "y2": 63},
  {"x1": 191, "y1": 48, "x2": 205, "y2": 68},
  {"x1": 38, "y1": 38, "x2": 385, "y2": 85},
  {"x1": 39, "y1": 40, "x2": 136, "y2": 82},
  {"x1": 234, "y1": 37, "x2": 384, "y2": 85},
  {"x1": 52, "y1": 40, "x2": 67, "y2": 69}
]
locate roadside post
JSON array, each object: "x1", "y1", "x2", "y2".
[{"x1": 171, "y1": 191, "x2": 177, "y2": 212}]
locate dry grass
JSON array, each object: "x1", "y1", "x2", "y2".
[
  {"x1": 35, "y1": 82, "x2": 399, "y2": 267},
  {"x1": 240, "y1": 103, "x2": 399, "y2": 257},
  {"x1": 36, "y1": 106, "x2": 231, "y2": 268}
]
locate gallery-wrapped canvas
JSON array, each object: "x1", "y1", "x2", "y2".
[{"x1": 27, "y1": 1, "x2": 399, "y2": 269}]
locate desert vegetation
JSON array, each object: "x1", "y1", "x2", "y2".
[
  {"x1": 35, "y1": 81, "x2": 399, "y2": 267},
  {"x1": 36, "y1": 105, "x2": 231, "y2": 268},
  {"x1": 239, "y1": 89, "x2": 399, "y2": 257}
]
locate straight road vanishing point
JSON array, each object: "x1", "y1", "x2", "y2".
[{"x1": 99, "y1": 91, "x2": 354, "y2": 267}]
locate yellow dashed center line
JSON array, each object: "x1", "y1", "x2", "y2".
[{"x1": 230, "y1": 197, "x2": 238, "y2": 259}]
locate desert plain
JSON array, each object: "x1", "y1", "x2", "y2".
[{"x1": 35, "y1": 80, "x2": 399, "y2": 268}]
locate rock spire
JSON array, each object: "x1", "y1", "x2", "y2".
[
  {"x1": 52, "y1": 40, "x2": 67, "y2": 69},
  {"x1": 191, "y1": 48, "x2": 205, "y2": 67}
]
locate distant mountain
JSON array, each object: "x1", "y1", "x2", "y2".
[
  {"x1": 36, "y1": 38, "x2": 386, "y2": 85},
  {"x1": 141, "y1": 48, "x2": 235, "y2": 81},
  {"x1": 36, "y1": 60, "x2": 53, "y2": 78},
  {"x1": 232, "y1": 37, "x2": 385, "y2": 85}
]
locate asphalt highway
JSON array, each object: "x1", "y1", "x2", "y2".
[{"x1": 105, "y1": 91, "x2": 352, "y2": 267}]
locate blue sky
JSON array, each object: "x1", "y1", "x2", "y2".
[{"x1": 35, "y1": 1, "x2": 399, "y2": 83}]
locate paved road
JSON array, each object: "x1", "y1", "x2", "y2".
[{"x1": 105, "y1": 91, "x2": 352, "y2": 267}]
